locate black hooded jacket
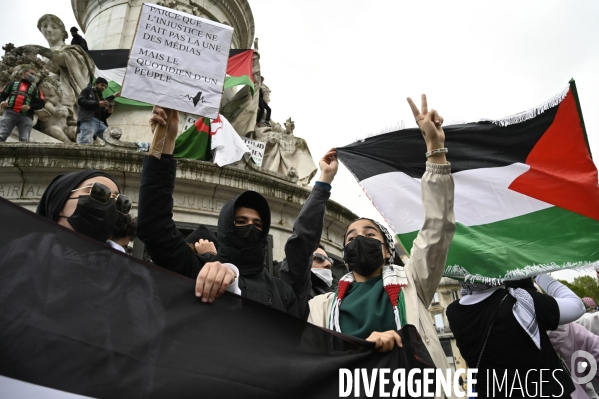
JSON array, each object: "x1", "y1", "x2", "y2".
[
  {"x1": 137, "y1": 155, "x2": 299, "y2": 316},
  {"x1": 279, "y1": 184, "x2": 333, "y2": 320}
]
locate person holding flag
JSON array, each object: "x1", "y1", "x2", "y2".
[{"x1": 307, "y1": 95, "x2": 457, "y2": 385}]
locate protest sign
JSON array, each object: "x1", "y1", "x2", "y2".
[
  {"x1": 241, "y1": 137, "x2": 265, "y2": 167},
  {"x1": 183, "y1": 113, "x2": 198, "y2": 131},
  {"x1": 121, "y1": 3, "x2": 233, "y2": 119}
]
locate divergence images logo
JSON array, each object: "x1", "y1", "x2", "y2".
[{"x1": 571, "y1": 350, "x2": 597, "y2": 385}]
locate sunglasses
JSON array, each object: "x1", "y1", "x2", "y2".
[
  {"x1": 70, "y1": 182, "x2": 131, "y2": 214},
  {"x1": 313, "y1": 253, "x2": 334, "y2": 265}
]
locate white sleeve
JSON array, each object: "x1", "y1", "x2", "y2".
[
  {"x1": 222, "y1": 263, "x2": 242, "y2": 295},
  {"x1": 536, "y1": 274, "x2": 585, "y2": 324}
]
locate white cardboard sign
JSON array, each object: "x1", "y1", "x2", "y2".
[
  {"x1": 241, "y1": 137, "x2": 265, "y2": 167},
  {"x1": 121, "y1": 3, "x2": 233, "y2": 118}
]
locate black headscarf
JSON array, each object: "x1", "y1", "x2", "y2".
[
  {"x1": 185, "y1": 225, "x2": 218, "y2": 250},
  {"x1": 217, "y1": 191, "x2": 271, "y2": 276},
  {"x1": 36, "y1": 170, "x2": 119, "y2": 222}
]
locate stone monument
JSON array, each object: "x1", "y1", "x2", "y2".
[{"x1": 0, "y1": 0, "x2": 355, "y2": 271}]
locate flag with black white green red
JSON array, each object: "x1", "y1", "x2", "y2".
[
  {"x1": 88, "y1": 49, "x2": 150, "y2": 106},
  {"x1": 224, "y1": 49, "x2": 255, "y2": 95},
  {"x1": 337, "y1": 80, "x2": 599, "y2": 284}
]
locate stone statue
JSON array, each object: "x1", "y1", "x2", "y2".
[
  {"x1": 35, "y1": 77, "x2": 73, "y2": 143},
  {"x1": 16, "y1": 15, "x2": 95, "y2": 128},
  {"x1": 253, "y1": 37, "x2": 259, "y2": 50},
  {"x1": 253, "y1": 117, "x2": 317, "y2": 186}
]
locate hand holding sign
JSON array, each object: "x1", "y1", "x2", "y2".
[{"x1": 149, "y1": 105, "x2": 180, "y2": 156}]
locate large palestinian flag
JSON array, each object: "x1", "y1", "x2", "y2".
[
  {"x1": 337, "y1": 80, "x2": 599, "y2": 284},
  {"x1": 88, "y1": 49, "x2": 255, "y2": 106},
  {"x1": 0, "y1": 197, "x2": 434, "y2": 398}
]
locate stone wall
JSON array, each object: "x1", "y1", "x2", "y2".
[{"x1": 0, "y1": 143, "x2": 357, "y2": 261}]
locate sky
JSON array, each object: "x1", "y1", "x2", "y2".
[{"x1": 2, "y1": 0, "x2": 598, "y2": 281}]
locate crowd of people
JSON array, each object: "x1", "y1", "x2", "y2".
[{"x1": 8, "y1": 94, "x2": 599, "y2": 398}]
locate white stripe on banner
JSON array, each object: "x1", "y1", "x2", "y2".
[
  {"x1": 95, "y1": 67, "x2": 126, "y2": 86},
  {"x1": 0, "y1": 376, "x2": 96, "y2": 399},
  {"x1": 360, "y1": 163, "x2": 552, "y2": 234}
]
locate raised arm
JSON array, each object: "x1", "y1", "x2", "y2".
[
  {"x1": 138, "y1": 106, "x2": 236, "y2": 303},
  {"x1": 137, "y1": 106, "x2": 198, "y2": 277},
  {"x1": 279, "y1": 148, "x2": 338, "y2": 320},
  {"x1": 405, "y1": 95, "x2": 456, "y2": 306},
  {"x1": 536, "y1": 274, "x2": 585, "y2": 324}
]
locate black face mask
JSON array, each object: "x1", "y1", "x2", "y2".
[
  {"x1": 67, "y1": 196, "x2": 119, "y2": 243},
  {"x1": 343, "y1": 235, "x2": 386, "y2": 276},
  {"x1": 235, "y1": 224, "x2": 262, "y2": 247}
]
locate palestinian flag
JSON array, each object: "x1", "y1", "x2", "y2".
[
  {"x1": 88, "y1": 49, "x2": 150, "y2": 106},
  {"x1": 173, "y1": 116, "x2": 213, "y2": 160},
  {"x1": 337, "y1": 80, "x2": 599, "y2": 284},
  {"x1": 225, "y1": 49, "x2": 255, "y2": 95},
  {"x1": 0, "y1": 197, "x2": 435, "y2": 398}
]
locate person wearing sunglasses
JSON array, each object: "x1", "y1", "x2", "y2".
[
  {"x1": 279, "y1": 149, "x2": 338, "y2": 320},
  {"x1": 307, "y1": 246, "x2": 335, "y2": 300},
  {"x1": 36, "y1": 170, "x2": 131, "y2": 248}
]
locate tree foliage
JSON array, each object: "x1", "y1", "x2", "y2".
[{"x1": 558, "y1": 275, "x2": 599, "y2": 304}]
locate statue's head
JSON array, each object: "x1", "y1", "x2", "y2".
[
  {"x1": 39, "y1": 77, "x2": 62, "y2": 104},
  {"x1": 37, "y1": 14, "x2": 68, "y2": 43},
  {"x1": 284, "y1": 118, "x2": 295, "y2": 134}
]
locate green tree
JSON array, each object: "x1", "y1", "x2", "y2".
[{"x1": 558, "y1": 275, "x2": 599, "y2": 305}]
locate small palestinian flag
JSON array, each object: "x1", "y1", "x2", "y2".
[
  {"x1": 225, "y1": 49, "x2": 255, "y2": 95},
  {"x1": 173, "y1": 117, "x2": 212, "y2": 160},
  {"x1": 337, "y1": 80, "x2": 599, "y2": 284}
]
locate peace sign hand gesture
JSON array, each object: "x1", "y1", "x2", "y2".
[{"x1": 407, "y1": 94, "x2": 446, "y2": 163}]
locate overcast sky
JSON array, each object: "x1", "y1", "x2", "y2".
[{"x1": 2, "y1": 0, "x2": 598, "y2": 281}]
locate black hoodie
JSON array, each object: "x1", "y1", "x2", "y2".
[{"x1": 137, "y1": 155, "x2": 299, "y2": 316}]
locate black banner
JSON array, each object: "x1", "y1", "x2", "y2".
[{"x1": 0, "y1": 197, "x2": 435, "y2": 398}]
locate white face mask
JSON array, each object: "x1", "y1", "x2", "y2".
[{"x1": 311, "y1": 268, "x2": 333, "y2": 287}]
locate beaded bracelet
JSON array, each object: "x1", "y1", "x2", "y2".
[{"x1": 425, "y1": 148, "x2": 448, "y2": 158}]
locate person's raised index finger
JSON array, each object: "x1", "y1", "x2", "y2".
[
  {"x1": 406, "y1": 97, "x2": 420, "y2": 118},
  {"x1": 420, "y1": 94, "x2": 428, "y2": 115}
]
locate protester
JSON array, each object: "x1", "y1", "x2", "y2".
[
  {"x1": 0, "y1": 67, "x2": 45, "y2": 142},
  {"x1": 446, "y1": 276, "x2": 584, "y2": 398},
  {"x1": 76, "y1": 77, "x2": 120, "y2": 145},
  {"x1": 110, "y1": 214, "x2": 137, "y2": 252},
  {"x1": 184, "y1": 224, "x2": 219, "y2": 266},
  {"x1": 577, "y1": 296, "x2": 599, "y2": 337},
  {"x1": 279, "y1": 150, "x2": 337, "y2": 320},
  {"x1": 138, "y1": 105, "x2": 301, "y2": 311},
  {"x1": 548, "y1": 319, "x2": 599, "y2": 398},
  {"x1": 256, "y1": 76, "x2": 271, "y2": 127},
  {"x1": 308, "y1": 93, "x2": 456, "y2": 378},
  {"x1": 70, "y1": 27, "x2": 89, "y2": 52},
  {"x1": 36, "y1": 170, "x2": 131, "y2": 246},
  {"x1": 310, "y1": 245, "x2": 335, "y2": 292}
]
